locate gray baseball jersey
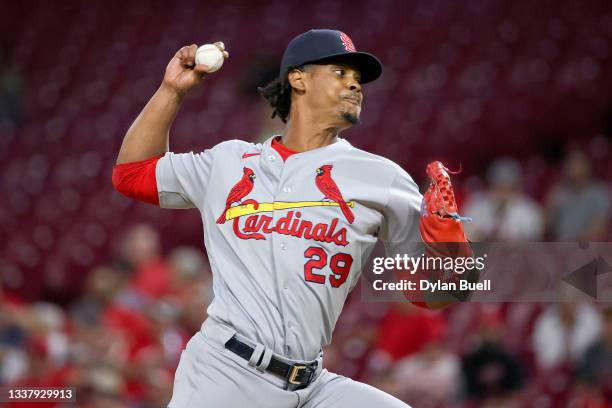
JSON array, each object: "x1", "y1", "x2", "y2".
[{"x1": 156, "y1": 135, "x2": 422, "y2": 361}]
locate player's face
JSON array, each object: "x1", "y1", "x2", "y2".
[{"x1": 304, "y1": 63, "x2": 362, "y2": 128}]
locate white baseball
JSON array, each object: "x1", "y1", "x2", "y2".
[{"x1": 195, "y1": 44, "x2": 224, "y2": 73}]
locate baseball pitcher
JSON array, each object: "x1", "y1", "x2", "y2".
[{"x1": 113, "y1": 29, "x2": 470, "y2": 407}]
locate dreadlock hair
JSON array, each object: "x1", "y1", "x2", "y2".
[
  {"x1": 258, "y1": 76, "x2": 292, "y2": 123},
  {"x1": 258, "y1": 65, "x2": 311, "y2": 124}
]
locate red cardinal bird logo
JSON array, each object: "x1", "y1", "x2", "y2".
[
  {"x1": 216, "y1": 167, "x2": 256, "y2": 224},
  {"x1": 315, "y1": 164, "x2": 355, "y2": 224},
  {"x1": 339, "y1": 32, "x2": 356, "y2": 52}
]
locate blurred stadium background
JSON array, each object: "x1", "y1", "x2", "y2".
[{"x1": 1, "y1": 0, "x2": 611, "y2": 407}]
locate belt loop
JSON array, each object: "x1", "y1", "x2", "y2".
[
  {"x1": 255, "y1": 348, "x2": 273, "y2": 372},
  {"x1": 248, "y1": 344, "x2": 265, "y2": 367},
  {"x1": 315, "y1": 356, "x2": 323, "y2": 377}
]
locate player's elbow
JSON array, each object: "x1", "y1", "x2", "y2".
[
  {"x1": 112, "y1": 165, "x2": 139, "y2": 199},
  {"x1": 112, "y1": 157, "x2": 161, "y2": 205},
  {"x1": 111, "y1": 166, "x2": 124, "y2": 192}
]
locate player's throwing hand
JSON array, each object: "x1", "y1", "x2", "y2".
[{"x1": 162, "y1": 42, "x2": 229, "y2": 97}]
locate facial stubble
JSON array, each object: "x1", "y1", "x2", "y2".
[
  {"x1": 342, "y1": 111, "x2": 360, "y2": 125},
  {"x1": 341, "y1": 101, "x2": 361, "y2": 125}
]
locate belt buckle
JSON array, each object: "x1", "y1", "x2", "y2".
[{"x1": 288, "y1": 365, "x2": 307, "y2": 385}]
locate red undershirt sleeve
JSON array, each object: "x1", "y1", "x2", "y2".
[{"x1": 112, "y1": 156, "x2": 162, "y2": 205}]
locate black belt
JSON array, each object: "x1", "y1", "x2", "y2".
[{"x1": 224, "y1": 336, "x2": 318, "y2": 390}]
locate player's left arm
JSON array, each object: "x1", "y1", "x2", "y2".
[
  {"x1": 416, "y1": 162, "x2": 477, "y2": 308},
  {"x1": 380, "y1": 163, "x2": 476, "y2": 310}
]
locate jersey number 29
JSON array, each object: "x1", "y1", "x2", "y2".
[{"x1": 304, "y1": 246, "x2": 353, "y2": 287}]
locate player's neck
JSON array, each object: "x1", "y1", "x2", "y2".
[{"x1": 281, "y1": 112, "x2": 339, "y2": 152}]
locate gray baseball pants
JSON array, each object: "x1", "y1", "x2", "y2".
[{"x1": 167, "y1": 319, "x2": 410, "y2": 408}]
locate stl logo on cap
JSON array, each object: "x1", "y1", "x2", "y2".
[{"x1": 339, "y1": 32, "x2": 356, "y2": 52}]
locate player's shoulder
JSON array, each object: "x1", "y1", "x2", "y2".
[
  {"x1": 340, "y1": 139, "x2": 416, "y2": 182},
  {"x1": 202, "y1": 138, "x2": 265, "y2": 162},
  {"x1": 210, "y1": 138, "x2": 260, "y2": 153}
]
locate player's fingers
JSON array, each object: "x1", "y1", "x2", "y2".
[
  {"x1": 222, "y1": 50, "x2": 229, "y2": 59},
  {"x1": 193, "y1": 64, "x2": 211, "y2": 75},
  {"x1": 174, "y1": 45, "x2": 189, "y2": 59},
  {"x1": 214, "y1": 41, "x2": 225, "y2": 51},
  {"x1": 185, "y1": 44, "x2": 198, "y2": 65}
]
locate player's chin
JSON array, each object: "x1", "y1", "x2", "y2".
[{"x1": 340, "y1": 106, "x2": 361, "y2": 126}]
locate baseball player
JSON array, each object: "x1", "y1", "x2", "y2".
[{"x1": 112, "y1": 29, "x2": 469, "y2": 407}]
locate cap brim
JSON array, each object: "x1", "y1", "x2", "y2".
[{"x1": 306, "y1": 52, "x2": 383, "y2": 84}]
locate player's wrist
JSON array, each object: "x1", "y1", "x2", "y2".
[{"x1": 158, "y1": 81, "x2": 187, "y2": 102}]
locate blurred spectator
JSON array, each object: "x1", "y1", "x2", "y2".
[
  {"x1": 70, "y1": 265, "x2": 126, "y2": 326},
  {"x1": 461, "y1": 309, "x2": 525, "y2": 404},
  {"x1": 574, "y1": 306, "x2": 612, "y2": 403},
  {"x1": 167, "y1": 246, "x2": 212, "y2": 296},
  {"x1": 119, "y1": 223, "x2": 162, "y2": 268},
  {"x1": 546, "y1": 149, "x2": 611, "y2": 241},
  {"x1": 55, "y1": 237, "x2": 214, "y2": 407},
  {"x1": 1, "y1": 301, "x2": 73, "y2": 388},
  {"x1": 26, "y1": 302, "x2": 70, "y2": 368},
  {"x1": 532, "y1": 301, "x2": 602, "y2": 371},
  {"x1": 372, "y1": 302, "x2": 447, "y2": 364},
  {"x1": 0, "y1": 44, "x2": 23, "y2": 123},
  {"x1": 463, "y1": 158, "x2": 544, "y2": 241},
  {"x1": 79, "y1": 378, "x2": 128, "y2": 408},
  {"x1": 375, "y1": 318, "x2": 460, "y2": 405},
  {"x1": 117, "y1": 224, "x2": 173, "y2": 304},
  {"x1": 0, "y1": 302, "x2": 27, "y2": 384}
]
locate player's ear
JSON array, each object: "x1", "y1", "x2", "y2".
[{"x1": 288, "y1": 68, "x2": 307, "y2": 93}]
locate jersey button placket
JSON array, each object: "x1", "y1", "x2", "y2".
[
  {"x1": 277, "y1": 154, "x2": 304, "y2": 356},
  {"x1": 267, "y1": 146, "x2": 291, "y2": 355}
]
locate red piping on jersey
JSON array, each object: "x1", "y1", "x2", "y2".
[
  {"x1": 112, "y1": 156, "x2": 161, "y2": 205},
  {"x1": 272, "y1": 136, "x2": 298, "y2": 161}
]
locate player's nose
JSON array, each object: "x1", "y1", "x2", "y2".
[
  {"x1": 347, "y1": 77, "x2": 361, "y2": 93},
  {"x1": 344, "y1": 69, "x2": 361, "y2": 92}
]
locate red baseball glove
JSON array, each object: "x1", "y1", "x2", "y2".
[
  {"x1": 419, "y1": 161, "x2": 470, "y2": 244},
  {"x1": 401, "y1": 161, "x2": 473, "y2": 309}
]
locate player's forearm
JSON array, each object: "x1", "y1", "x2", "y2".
[{"x1": 116, "y1": 84, "x2": 184, "y2": 164}]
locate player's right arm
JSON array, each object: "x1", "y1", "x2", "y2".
[
  {"x1": 112, "y1": 43, "x2": 228, "y2": 208},
  {"x1": 116, "y1": 43, "x2": 227, "y2": 164}
]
